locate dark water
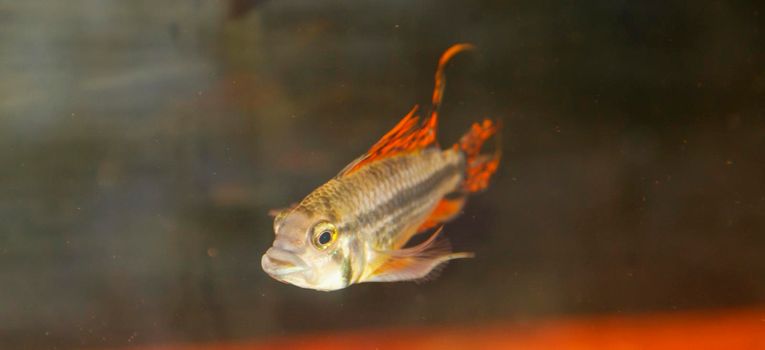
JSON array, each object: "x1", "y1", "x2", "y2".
[{"x1": 1, "y1": 1, "x2": 764, "y2": 349}]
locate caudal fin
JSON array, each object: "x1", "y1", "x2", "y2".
[{"x1": 455, "y1": 119, "x2": 501, "y2": 192}]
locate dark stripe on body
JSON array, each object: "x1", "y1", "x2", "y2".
[{"x1": 339, "y1": 150, "x2": 464, "y2": 248}]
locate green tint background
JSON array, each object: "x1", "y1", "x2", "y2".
[{"x1": 1, "y1": 1, "x2": 763, "y2": 348}]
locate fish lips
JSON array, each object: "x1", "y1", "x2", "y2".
[{"x1": 262, "y1": 247, "x2": 309, "y2": 277}]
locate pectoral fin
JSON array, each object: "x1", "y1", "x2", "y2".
[{"x1": 365, "y1": 227, "x2": 473, "y2": 283}]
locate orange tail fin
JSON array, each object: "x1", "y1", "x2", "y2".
[{"x1": 456, "y1": 119, "x2": 501, "y2": 192}]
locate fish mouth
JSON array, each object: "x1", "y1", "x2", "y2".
[{"x1": 262, "y1": 247, "x2": 308, "y2": 276}]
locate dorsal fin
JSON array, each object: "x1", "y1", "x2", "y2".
[
  {"x1": 431, "y1": 43, "x2": 475, "y2": 117},
  {"x1": 338, "y1": 105, "x2": 437, "y2": 176},
  {"x1": 338, "y1": 43, "x2": 475, "y2": 177}
]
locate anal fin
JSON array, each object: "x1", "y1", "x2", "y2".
[
  {"x1": 416, "y1": 196, "x2": 467, "y2": 233},
  {"x1": 366, "y1": 227, "x2": 473, "y2": 283}
]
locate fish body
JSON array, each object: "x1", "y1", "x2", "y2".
[{"x1": 262, "y1": 44, "x2": 500, "y2": 291}]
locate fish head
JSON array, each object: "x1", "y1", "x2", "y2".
[{"x1": 262, "y1": 208, "x2": 363, "y2": 291}]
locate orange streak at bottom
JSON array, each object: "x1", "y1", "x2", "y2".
[{"x1": 121, "y1": 307, "x2": 765, "y2": 350}]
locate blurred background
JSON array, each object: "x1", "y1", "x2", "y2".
[{"x1": 1, "y1": 0, "x2": 764, "y2": 349}]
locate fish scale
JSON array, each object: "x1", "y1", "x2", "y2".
[{"x1": 328, "y1": 148, "x2": 464, "y2": 250}]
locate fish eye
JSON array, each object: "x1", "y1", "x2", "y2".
[
  {"x1": 311, "y1": 222, "x2": 338, "y2": 249},
  {"x1": 318, "y1": 231, "x2": 332, "y2": 244}
]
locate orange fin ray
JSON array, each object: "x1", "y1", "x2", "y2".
[
  {"x1": 416, "y1": 196, "x2": 467, "y2": 233},
  {"x1": 338, "y1": 105, "x2": 438, "y2": 176},
  {"x1": 339, "y1": 43, "x2": 476, "y2": 177},
  {"x1": 366, "y1": 227, "x2": 473, "y2": 283},
  {"x1": 431, "y1": 43, "x2": 475, "y2": 115},
  {"x1": 456, "y1": 119, "x2": 501, "y2": 192}
]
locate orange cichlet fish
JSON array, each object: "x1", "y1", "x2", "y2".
[{"x1": 261, "y1": 44, "x2": 501, "y2": 291}]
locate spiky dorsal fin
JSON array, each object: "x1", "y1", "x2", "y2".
[
  {"x1": 337, "y1": 43, "x2": 475, "y2": 177},
  {"x1": 337, "y1": 105, "x2": 437, "y2": 176},
  {"x1": 432, "y1": 43, "x2": 475, "y2": 113}
]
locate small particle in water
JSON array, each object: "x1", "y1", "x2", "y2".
[
  {"x1": 725, "y1": 160, "x2": 733, "y2": 165},
  {"x1": 207, "y1": 247, "x2": 219, "y2": 257}
]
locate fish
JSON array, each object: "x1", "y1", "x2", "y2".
[{"x1": 261, "y1": 43, "x2": 501, "y2": 291}]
